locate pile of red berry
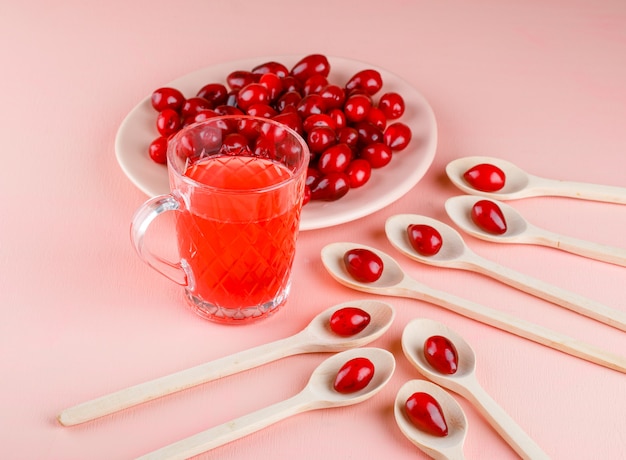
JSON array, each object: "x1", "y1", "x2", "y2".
[{"x1": 148, "y1": 54, "x2": 412, "y2": 203}]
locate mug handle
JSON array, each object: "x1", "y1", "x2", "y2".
[{"x1": 130, "y1": 194, "x2": 188, "y2": 286}]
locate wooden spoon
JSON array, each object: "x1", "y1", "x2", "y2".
[
  {"x1": 402, "y1": 318, "x2": 550, "y2": 460},
  {"x1": 58, "y1": 300, "x2": 395, "y2": 426},
  {"x1": 136, "y1": 347, "x2": 395, "y2": 460},
  {"x1": 321, "y1": 242, "x2": 626, "y2": 373},
  {"x1": 385, "y1": 213, "x2": 626, "y2": 331},
  {"x1": 394, "y1": 379, "x2": 468, "y2": 460},
  {"x1": 446, "y1": 156, "x2": 626, "y2": 204},
  {"x1": 445, "y1": 195, "x2": 626, "y2": 267}
]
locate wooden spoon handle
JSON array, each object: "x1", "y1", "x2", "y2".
[
  {"x1": 468, "y1": 254, "x2": 626, "y2": 331},
  {"x1": 136, "y1": 390, "x2": 314, "y2": 460},
  {"x1": 57, "y1": 335, "x2": 302, "y2": 426},
  {"x1": 530, "y1": 174, "x2": 626, "y2": 204},
  {"x1": 460, "y1": 377, "x2": 549, "y2": 460},
  {"x1": 398, "y1": 278, "x2": 626, "y2": 373},
  {"x1": 527, "y1": 225, "x2": 626, "y2": 267}
]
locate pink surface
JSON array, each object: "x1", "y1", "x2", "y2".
[{"x1": 1, "y1": 1, "x2": 625, "y2": 458}]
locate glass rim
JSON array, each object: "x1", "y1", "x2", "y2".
[{"x1": 166, "y1": 115, "x2": 310, "y2": 193}]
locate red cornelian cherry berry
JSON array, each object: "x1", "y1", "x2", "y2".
[
  {"x1": 471, "y1": 200, "x2": 508, "y2": 234},
  {"x1": 343, "y1": 248, "x2": 384, "y2": 283},
  {"x1": 407, "y1": 224, "x2": 443, "y2": 256},
  {"x1": 337, "y1": 127, "x2": 359, "y2": 151},
  {"x1": 318, "y1": 143, "x2": 352, "y2": 174},
  {"x1": 360, "y1": 142, "x2": 393, "y2": 168},
  {"x1": 333, "y1": 357, "x2": 375, "y2": 394},
  {"x1": 405, "y1": 392, "x2": 449, "y2": 437},
  {"x1": 180, "y1": 97, "x2": 213, "y2": 118},
  {"x1": 328, "y1": 108, "x2": 347, "y2": 130},
  {"x1": 156, "y1": 109, "x2": 181, "y2": 136},
  {"x1": 307, "y1": 126, "x2": 337, "y2": 154},
  {"x1": 463, "y1": 163, "x2": 506, "y2": 192},
  {"x1": 151, "y1": 87, "x2": 185, "y2": 112},
  {"x1": 424, "y1": 335, "x2": 459, "y2": 374},
  {"x1": 344, "y1": 94, "x2": 373, "y2": 123},
  {"x1": 303, "y1": 74, "x2": 329, "y2": 96},
  {"x1": 345, "y1": 69, "x2": 383, "y2": 96},
  {"x1": 236, "y1": 83, "x2": 269, "y2": 111},
  {"x1": 319, "y1": 84, "x2": 346, "y2": 110},
  {"x1": 258, "y1": 73, "x2": 283, "y2": 102},
  {"x1": 251, "y1": 61, "x2": 289, "y2": 78},
  {"x1": 297, "y1": 94, "x2": 325, "y2": 118},
  {"x1": 272, "y1": 111, "x2": 303, "y2": 135},
  {"x1": 246, "y1": 103, "x2": 277, "y2": 118},
  {"x1": 226, "y1": 70, "x2": 258, "y2": 90},
  {"x1": 384, "y1": 122, "x2": 412, "y2": 151},
  {"x1": 366, "y1": 106, "x2": 387, "y2": 130},
  {"x1": 354, "y1": 122, "x2": 384, "y2": 148},
  {"x1": 196, "y1": 83, "x2": 228, "y2": 106},
  {"x1": 303, "y1": 114, "x2": 336, "y2": 133},
  {"x1": 310, "y1": 172, "x2": 350, "y2": 201},
  {"x1": 378, "y1": 92, "x2": 405, "y2": 119},
  {"x1": 148, "y1": 136, "x2": 169, "y2": 164},
  {"x1": 345, "y1": 159, "x2": 372, "y2": 188},
  {"x1": 329, "y1": 307, "x2": 371, "y2": 337},
  {"x1": 290, "y1": 54, "x2": 331, "y2": 82}
]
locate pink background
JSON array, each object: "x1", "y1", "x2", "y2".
[{"x1": 2, "y1": 1, "x2": 625, "y2": 458}]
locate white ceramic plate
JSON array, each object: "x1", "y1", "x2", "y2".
[{"x1": 115, "y1": 55, "x2": 437, "y2": 230}]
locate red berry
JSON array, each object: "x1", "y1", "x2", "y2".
[
  {"x1": 148, "y1": 136, "x2": 169, "y2": 164},
  {"x1": 407, "y1": 224, "x2": 443, "y2": 256},
  {"x1": 251, "y1": 61, "x2": 289, "y2": 78},
  {"x1": 226, "y1": 70, "x2": 258, "y2": 90},
  {"x1": 156, "y1": 108, "x2": 181, "y2": 136},
  {"x1": 337, "y1": 127, "x2": 359, "y2": 150},
  {"x1": 471, "y1": 200, "x2": 508, "y2": 234},
  {"x1": 366, "y1": 106, "x2": 387, "y2": 130},
  {"x1": 329, "y1": 307, "x2": 371, "y2": 337},
  {"x1": 383, "y1": 122, "x2": 412, "y2": 151},
  {"x1": 328, "y1": 108, "x2": 347, "y2": 130},
  {"x1": 246, "y1": 103, "x2": 277, "y2": 118},
  {"x1": 333, "y1": 357, "x2": 375, "y2": 394},
  {"x1": 290, "y1": 54, "x2": 331, "y2": 82},
  {"x1": 405, "y1": 392, "x2": 449, "y2": 437},
  {"x1": 319, "y1": 84, "x2": 346, "y2": 110},
  {"x1": 303, "y1": 114, "x2": 336, "y2": 133},
  {"x1": 344, "y1": 94, "x2": 372, "y2": 123},
  {"x1": 222, "y1": 132, "x2": 249, "y2": 151},
  {"x1": 272, "y1": 111, "x2": 303, "y2": 135},
  {"x1": 310, "y1": 172, "x2": 350, "y2": 201},
  {"x1": 318, "y1": 143, "x2": 352, "y2": 173},
  {"x1": 354, "y1": 122, "x2": 384, "y2": 147},
  {"x1": 345, "y1": 69, "x2": 383, "y2": 96},
  {"x1": 181, "y1": 97, "x2": 212, "y2": 118},
  {"x1": 276, "y1": 91, "x2": 302, "y2": 112},
  {"x1": 236, "y1": 83, "x2": 269, "y2": 111},
  {"x1": 345, "y1": 159, "x2": 371, "y2": 188},
  {"x1": 296, "y1": 94, "x2": 325, "y2": 118},
  {"x1": 307, "y1": 126, "x2": 337, "y2": 154},
  {"x1": 360, "y1": 142, "x2": 392, "y2": 168},
  {"x1": 258, "y1": 73, "x2": 283, "y2": 101},
  {"x1": 463, "y1": 163, "x2": 506, "y2": 192},
  {"x1": 303, "y1": 74, "x2": 329, "y2": 96},
  {"x1": 343, "y1": 248, "x2": 384, "y2": 283},
  {"x1": 151, "y1": 87, "x2": 185, "y2": 112},
  {"x1": 196, "y1": 83, "x2": 228, "y2": 106},
  {"x1": 378, "y1": 92, "x2": 405, "y2": 119},
  {"x1": 424, "y1": 335, "x2": 458, "y2": 374}
]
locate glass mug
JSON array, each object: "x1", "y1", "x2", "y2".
[{"x1": 130, "y1": 115, "x2": 309, "y2": 324}]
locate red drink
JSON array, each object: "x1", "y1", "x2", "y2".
[{"x1": 176, "y1": 155, "x2": 303, "y2": 321}]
